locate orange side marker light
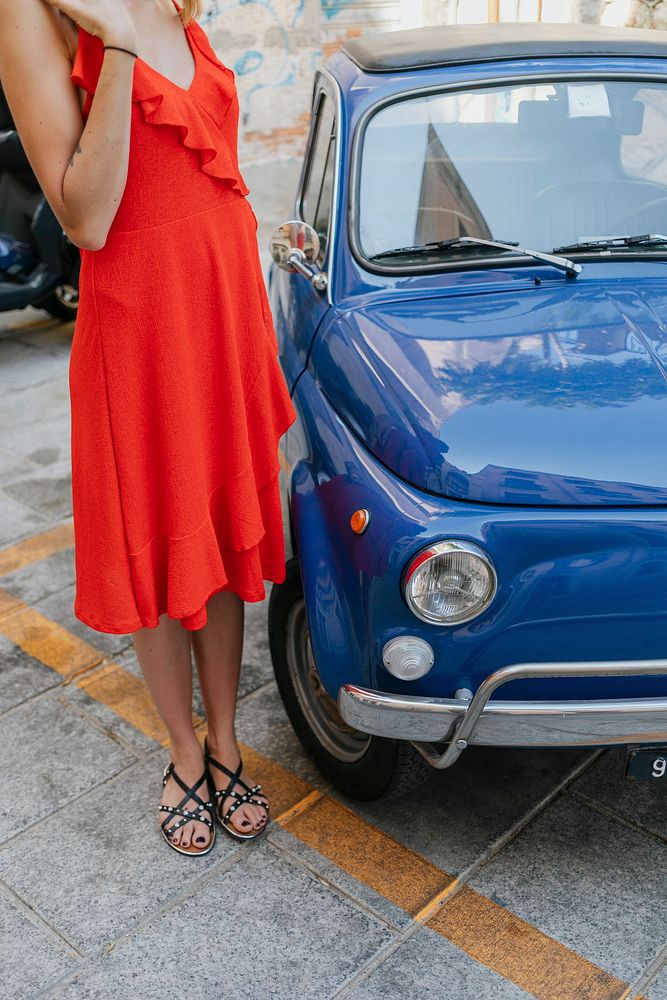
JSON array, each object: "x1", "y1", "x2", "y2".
[{"x1": 350, "y1": 508, "x2": 371, "y2": 534}]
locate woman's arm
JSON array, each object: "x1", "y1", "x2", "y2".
[{"x1": 0, "y1": 0, "x2": 139, "y2": 250}]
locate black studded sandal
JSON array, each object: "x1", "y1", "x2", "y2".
[
  {"x1": 204, "y1": 737, "x2": 270, "y2": 841},
  {"x1": 159, "y1": 761, "x2": 216, "y2": 856}
]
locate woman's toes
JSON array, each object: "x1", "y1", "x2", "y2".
[
  {"x1": 194, "y1": 822, "x2": 209, "y2": 846},
  {"x1": 233, "y1": 806, "x2": 253, "y2": 831}
]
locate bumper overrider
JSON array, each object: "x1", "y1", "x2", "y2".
[{"x1": 337, "y1": 659, "x2": 667, "y2": 768}]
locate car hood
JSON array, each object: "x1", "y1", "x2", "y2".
[{"x1": 312, "y1": 281, "x2": 667, "y2": 505}]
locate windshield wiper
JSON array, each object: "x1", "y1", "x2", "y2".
[
  {"x1": 553, "y1": 233, "x2": 667, "y2": 253},
  {"x1": 371, "y1": 236, "x2": 582, "y2": 277}
]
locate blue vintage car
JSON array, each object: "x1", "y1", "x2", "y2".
[{"x1": 266, "y1": 21, "x2": 667, "y2": 799}]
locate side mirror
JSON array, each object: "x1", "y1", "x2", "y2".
[{"x1": 269, "y1": 220, "x2": 328, "y2": 293}]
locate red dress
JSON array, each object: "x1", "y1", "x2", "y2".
[{"x1": 68, "y1": 5, "x2": 297, "y2": 633}]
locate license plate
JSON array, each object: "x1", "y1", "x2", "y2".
[{"x1": 625, "y1": 747, "x2": 667, "y2": 781}]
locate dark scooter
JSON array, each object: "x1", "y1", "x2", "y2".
[{"x1": 0, "y1": 87, "x2": 79, "y2": 322}]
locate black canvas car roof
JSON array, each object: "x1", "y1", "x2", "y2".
[{"x1": 341, "y1": 21, "x2": 667, "y2": 73}]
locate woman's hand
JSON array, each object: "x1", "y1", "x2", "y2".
[{"x1": 40, "y1": 0, "x2": 138, "y2": 49}]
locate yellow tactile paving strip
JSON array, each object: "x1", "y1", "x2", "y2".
[
  {"x1": 430, "y1": 886, "x2": 628, "y2": 1000},
  {"x1": 0, "y1": 522, "x2": 74, "y2": 578},
  {"x1": 0, "y1": 522, "x2": 640, "y2": 1000},
  {"x1": 285, "y1": 795, "x2": 453, "y2": 913},
  {"x1": 0, "y1": 595, "x2": 104, "y2": 679}
]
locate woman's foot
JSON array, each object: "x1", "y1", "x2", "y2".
[
  {"x1": 160, "y1": 743, "x2": 213, "y2": 850},
  {"x1": 205, "y1": 736, "x2": 269, "y2": 834}
]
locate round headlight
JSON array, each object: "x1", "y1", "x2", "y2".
[{"x1": 402, "y1": 539, "x2": 497, "y2": 625}]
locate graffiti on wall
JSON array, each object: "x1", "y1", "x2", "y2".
[
  {"x1": 200, "y1": 0, "x2": 322, "y2": 162},
  {"x1": 200, "y1": 0, "x2": 405, "y2": 164}
]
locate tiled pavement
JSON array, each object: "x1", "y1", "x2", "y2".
[{"x1": 1, "y1": 177, "x2": 666, "y2": 999}]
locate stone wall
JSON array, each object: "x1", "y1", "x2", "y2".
[
  {"x1": 202, "y1": 0, "x2": 417, "y2": 167},
  {"x1": 204, "y1": 0, "x2": 666, "y2": 172}
]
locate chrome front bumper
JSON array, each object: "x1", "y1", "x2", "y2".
[{"x1": 337, "y1": 659, "x2": 667, "y2": 769}]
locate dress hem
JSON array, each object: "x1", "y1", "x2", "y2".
[{"x1": 73, "y1": 568, "x2": 286, "y2": 635}]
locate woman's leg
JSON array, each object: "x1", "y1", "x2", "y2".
[
  {"x1": 132, "y1": 615, "x2": 212, "y2": 849},
  {"x1": 191, "y1": 589, "x2": 268, "y2": 833}
]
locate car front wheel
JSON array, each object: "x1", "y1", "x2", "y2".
[{"x1": 268, "y1": 557, "x2": 431, "y2": 801}]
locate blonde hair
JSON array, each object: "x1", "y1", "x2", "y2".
[{"x1": 179, "y1": 0, "x2": 202, "y2": 24}]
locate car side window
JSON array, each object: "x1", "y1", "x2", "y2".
[{"x1": 300, "y1": 91, "x2": 336, "y2": 265}]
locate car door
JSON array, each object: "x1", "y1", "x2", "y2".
[{"x1": 269, "y1": 73, "x2": 338, "y2": 393}]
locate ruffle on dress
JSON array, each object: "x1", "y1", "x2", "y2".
[
  {"x1": 69, "y1": 22, "x2": 249, "y2": 196},
  {"x1": 127, "y1": 369, "x2": 296, "y2": 631}
]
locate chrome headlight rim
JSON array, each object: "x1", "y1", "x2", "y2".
[{"x1": 402, "y1": 538, "x2": 498, "y2": 626}]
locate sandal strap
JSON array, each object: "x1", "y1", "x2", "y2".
[
  {"x1": 205, "y1": 739, "x2": 269, "y2": 822},
  {"x1": 218, "y1": 787, "x2": 269, "y2": 821},
  {"x1": 161, "y1": 762, "x2": 215, "y2": 834},
  {"x1": 161, "y1": 808, "x2": 215, "y2": 835},
  {"x1": 205, "y1": 745, "x2": 244, "y2": 785},
  {"x1": 205, "y1": 739, "x2": 258, "y2": 796}
]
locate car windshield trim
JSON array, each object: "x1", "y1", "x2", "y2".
[
  {"x1": 349, "y1": 70, "x2": 667, "y2": 277},
  {"x1": 370, "y1": 236, "x2": 582, "y2": 276}
]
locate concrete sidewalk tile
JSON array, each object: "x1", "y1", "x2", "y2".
[
  {"x1": 0, "y1": 338, "x2": 67, "y2": 392},
  {"x1": 0, "y1": 490, "x2": 49, "y2": 546},
  {"x1": 13, "y1": 320, "x2": 74, "y2": 356},
  {"x1": 235, "y1": 682, "x2": 326, "y2": 787},
  {"x1": 0, "y1": 521, "x2": 74, "y2": 577},
  {"x1": 0, "y1": 892, "x2": 79, "y2": 997},
  {"x1": 347, "y1": 926, "x2": 532, "y2": 999},
  {"x1": 52, "y1": 844, "x2": 394, "y2": 999},
  {"x1": 645, "y1": 965, "x2": 667, "y2": 999},
  {"x1": 0, "y1": 692, "x2": 134, "y2": 844},
  {"x1": 0, "y1": 443, "x2": 37, "y2": 484},
  {"x1": 0, "y1": 603, "x2": 104, "y2": 678},
  {"x1": 573, "y1": 749, "x2": 667, "y2": 842},
  {"x1": 0, "y1": 633, "x2": 61, "y2": 714},
  {"x1": 283, "y1": 795, "x2": 453, "y2": 915},
  {"x1": 4, "y1": 460, "x2": 72, "y2": 521},
  {"x1": 0, "y1": 372, "x2": 70, "y2": 435},
  {"x1": 268, "y1": 823, "x2": 412, "y2": 930},
  {"x1": 0, "y1": 547, "x2": 75, "y2": 611},
  {"x1": 34, "y1": 584, "x2": 131, "y2": 657},
  {"x1": 62, "y1": 683, "x2": 160, "y2": 755},
  {"x1": 429, "y1": 886, "x2": 627, "y2": 1000},
  {"x1": 338, "y1": 746, "x2": 586, "y2": 875},
  {"x1": 238, "y1": 594, "x2": 276, "y2": 696},
  {"x1": 0, "y1": 756, "x2": 236, "y2": 953},
  {"x1": 468, "y1": 792, "x2": 667, "y2": 985},
  {"x1": 76, "y1": 663, "x2": 178, "y2": 745},
  {"x1": 1, "y1": 413, "x2": 71, "y2": 463}
]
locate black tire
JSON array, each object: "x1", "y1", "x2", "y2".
[
  {"x1": 41, "y1": 283, "x2": 79, "y2": 322},
  {"x1": 268, "y1": 557, "x2": 431, "y2": 801}
]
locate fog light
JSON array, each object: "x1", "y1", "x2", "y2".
[{"x1": 382, "y1": 635, "x2": 434, "y2": 681}]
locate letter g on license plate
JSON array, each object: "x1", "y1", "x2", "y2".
[{"x1": 625, "y1": 746, "x2": 667, "y2": 781}]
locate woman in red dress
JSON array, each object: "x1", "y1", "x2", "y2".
[{"x1": 0, "y1": 0, "x2": 298, "y2": 854}]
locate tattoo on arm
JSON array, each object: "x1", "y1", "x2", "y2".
[{"x1": 68, "y1": 141, "x2": 82, "y2": 168}]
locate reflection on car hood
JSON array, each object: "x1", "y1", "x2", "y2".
[{"x1": 311, "y1": 281, "x2": 667, "y2": 505}]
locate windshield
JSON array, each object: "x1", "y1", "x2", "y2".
[{"x1": 357, "y1": 78, "x2": 667, "y2": 264}]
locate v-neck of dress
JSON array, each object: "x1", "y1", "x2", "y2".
[{"x1": 136, "y1": 1, "x2": 198, "y2": 95}]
